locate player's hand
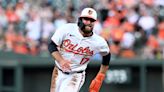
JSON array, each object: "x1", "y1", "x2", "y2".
[
  {"x1": 89, "y1": 73, "x2": 105, "y2": 92},
  {"x1": 59, "y1": 59, "x2": 72, "y2": 72}
]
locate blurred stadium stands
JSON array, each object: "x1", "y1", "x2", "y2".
[
  {"x1": 0, "y1": 0, "x2": 164, "y2": 92},
  {"x1": 0, "y1": 0, "x2": 164, "y2": 60}
]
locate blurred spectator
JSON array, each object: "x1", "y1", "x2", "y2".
[
  {"x1": 157, "y1": 21, "x2": 164, "y2": 47},
  {"x1": 141, "y1": 0, "x2": 154, "y2": 6},
  {"x1": 41, "y1": 19, "x2": 55, "y2": 42},
  {"x1": 25, "y1": 8, "x2": 41, "y2": 41},
  {"x1": 5, "y1": 5, "x2": 20, "y2": 24},
  {"x1": 123, "y1": 0, "x2": 138, "y2": 8},
  {"x1": 155, "y1": 0, "x2": 164, "y2": 6},
  {"x1": 138, "y1": 9, "x2": 156, "y2": 37},
  {"x1": 25, "y1": 8, "x2": 41, "y2": 55},
  {"x1": 126, "y1": 8, "x2": 140, "y2": 24},
  {"x1": 120, "y1": 31, "x2": 136, "y2": 58},
  {"x1": 108, "y1": 27, "x2": 124, "y2": 58},
  {"x1": 157, "y1": 21, "x2": 164, "y2": 59},
  {"x1": 4, "y1": 23, "x2": 17, "y2": 51},
  {"x1": 40, "y1": 3, "x2": 53, "y2": 21},
  {"x1": 109, "y1": 41, "x2": 121, "y2": 58},
  {"x1": 15, "y1": 0, "x2": 29, "y2": 31},
  {"x1": 0, "y1": 27, "x2": 5, "y2": 51},
  {"x1": 13, "y1": 31, "x2": 29, "y2": 54},
  {"x1": 142, "y1": 35, "x2": 160, "y2": 59},
  {"x1": 53, "y1": 9, "x2": 67, "y2": 29},
  {"x1": 0, "y1": 6, "x2": 8, "y2": 29},
  {"x1": 15, "y1": 1, "x2": 28, "y2": 22}
]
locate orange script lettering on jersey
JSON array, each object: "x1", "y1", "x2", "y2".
[{"x1": 62, "y1": 39, "x2": 93, "y2": 56}]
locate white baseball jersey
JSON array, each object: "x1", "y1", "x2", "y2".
[
  {"x1": 51, "y1": 23, "x2": 109, "y2": 72},
  {"x1": 51, "y1": 23, "x2": 110, "y2": 92}
]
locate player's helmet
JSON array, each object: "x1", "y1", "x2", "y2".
[
  {"x1": 80, "y1": 8, "x2": 97, "y2": 21},
  {"x1": 78, "y1": 8, "x2": 97, "y2": 34}
]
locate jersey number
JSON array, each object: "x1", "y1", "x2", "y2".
[{"x1": 80, "y1": 58, "x2": 89, "y2": 64}]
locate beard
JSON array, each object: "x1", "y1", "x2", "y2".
[
  {"x1": 77, "y1": 18, "x2": 94, "y2": 34},
  {"x1": 82, "y1": 25, "x2": 93, "y2": 34}
]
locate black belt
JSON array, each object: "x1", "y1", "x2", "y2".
[{"x1": 57, "y1": 67, "x2": 84, "y2": 75}]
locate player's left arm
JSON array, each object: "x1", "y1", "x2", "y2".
[
  {"x1": 99, "y1": 52, "x2": 111, "y2": 73},
  {"x1": 89, "y1": 52, "x2": 111, "y2": 92}
]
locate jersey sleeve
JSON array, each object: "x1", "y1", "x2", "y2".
[
  {"x1": 98, "y1": 38, "x2": 110, "y2": 56},
  {"x1": 51, "y1": 24, "x2": 67, "y2": 46}
]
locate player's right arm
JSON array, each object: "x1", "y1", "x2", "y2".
[
  {"x1": 48, "y1": 41, "x2": 71, "y2": 71},
  {"x1": 48, "y1": 24, "x2": 71, "y2": 72}
]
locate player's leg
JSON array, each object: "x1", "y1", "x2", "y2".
[
  {"x1": 50, "y1": 67, "x2": 64, "y2": 92},
  {"x1": 59, "y1": 72, "x2": 86, "y2": 92},
  {"x1": 50, "y1": 67, "x2": 58, "y2": 92}
]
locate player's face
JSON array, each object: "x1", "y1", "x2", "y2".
[{"x1": 81, "y1": 17, "x2": 96, "y2": 34}]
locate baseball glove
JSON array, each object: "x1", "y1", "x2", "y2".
[{"x1": 89, "y1": 73, "x2": 105, "y2": 92}]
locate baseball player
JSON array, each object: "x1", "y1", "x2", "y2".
[{"x1": 48, "y1": 7, "x2": 111, "y2": 92}]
